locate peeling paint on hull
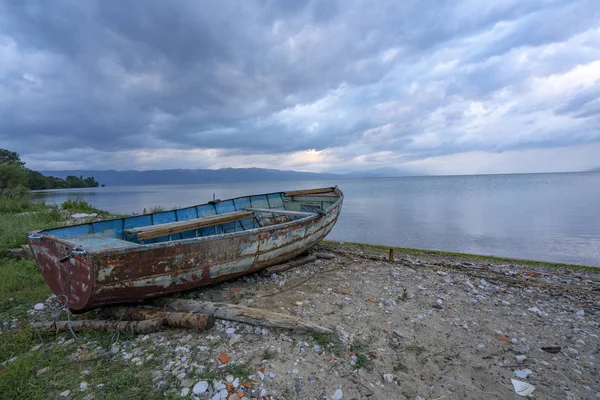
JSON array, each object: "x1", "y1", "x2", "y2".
[{"x1": 29, "y1": 188, "x2": 344, "y2": 310}]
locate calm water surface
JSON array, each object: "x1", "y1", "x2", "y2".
[{"x1": 35, "y1": 172, "x2": 600, "y2": 266}]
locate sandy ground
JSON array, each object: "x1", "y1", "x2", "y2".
[{"x1": 26, "y1": 243, "x2": 600, "y2": 399}]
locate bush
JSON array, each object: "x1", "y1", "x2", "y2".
[
  {"x1": 61, "y1": 196, "x2": 105, "y2": 215},
  {"x1": 0, "y1": 163, "x2": 28, "y2": 192}
]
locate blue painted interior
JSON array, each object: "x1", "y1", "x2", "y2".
[{"x1": 38, "y1": 190, "x2": 337, "y2": 248}]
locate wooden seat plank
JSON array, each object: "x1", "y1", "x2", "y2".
[
  {"x1": 284, "y1": 187, "x2": 337, "y2": 196},
  {"x1": 125, "y1": 211, "x2": 254, "y2": 241},
  {"x1": 244, "y1": 208, "x2": 317, "y2": 217}
]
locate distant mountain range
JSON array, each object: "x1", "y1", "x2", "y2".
[{"x1": 41, "y1": 167, "x2": 420, "y2": 186}]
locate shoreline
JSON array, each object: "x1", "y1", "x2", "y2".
[{"x1": 322, "y1": 240, "x2": 599, "y2": 271}]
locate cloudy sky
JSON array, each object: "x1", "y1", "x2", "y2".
[{"x1": 1, "y1": 0, "x2": 600, "y2": 175}]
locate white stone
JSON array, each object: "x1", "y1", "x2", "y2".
[
  {"x1": 332, "y1": 388, "x2": 343, "y2": 399},
  {"x1": 229, "y1": 334, "x2": 241, "y2": 346},
  {"x1": 72, "y1": 212, "x2": 101, "y2": 219},
  {"x1": 33, "y1": 303, "x2": 45, "y2": 311},
  {"x1": 511, "y1": 379, "x2": 535, "y2": 397},
  {"x1": 36, "y1": 367, "x2": 49, "y2": 376},
  {"x1": 515, "y1": 369, "x2": 532, "y2": 379},
  {"x1": 79, "y1": 381, "x2": 88, "y2": 392},
  {"x1": 59, "y1": 390, "x2": 71, "y2": 398},
  {"x1": 218, "y1": 389, "x2": 228, "y2": 399},
  {"x1": 515, "y1": 355, "x2": 527, "y2": 363},
  {"x1": 528, "y1": 307, "x2": 542, "y2": 316},
  {"x1": 181, "y1": 388, "x2": 191, "y2": 397},
  {"x1": 382, "y1": 373, "x2": 393, "y2": 382},
  {"x1": 214, "y1": 382, "x2": 226, "y2": 392},
  {"x1": 192, "y1": 381, "x2": 209, "y2": 395}
]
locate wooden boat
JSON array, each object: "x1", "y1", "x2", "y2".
[{"x1": 28, "y1": 187, "x2": 343, "y2": 311}]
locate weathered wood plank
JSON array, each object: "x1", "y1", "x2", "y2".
[
  {"x1": 245, "y1": 208, "x2": 316, "y2": 217},
  {"x1": 285, "y1": 187, "x2": 336, "y2": 196},
  {"x1": 125, "y1": 210, "x2": 253, "y2": 240},
  {"x1": 261, "y1": 254, "x2": 317, "y2": 275},
  {"x1": 151, "y1": 299, "x2": 332, "y2": 333}
]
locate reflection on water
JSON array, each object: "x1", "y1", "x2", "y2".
[{"x1": 35, "y1": 172, "x2": 600, "y2": 266}]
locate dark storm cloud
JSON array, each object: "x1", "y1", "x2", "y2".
[{"x1": 1, "y1": 0, "x2": 599, "y2": 172}]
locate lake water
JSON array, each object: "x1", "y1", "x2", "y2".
[{"x1": 34, "y1": 172, "x2": 600, "y2": 266}]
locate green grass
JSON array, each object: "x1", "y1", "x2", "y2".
[
  {"x1": 0, "y1": 195, "x2": 46, "y2": 214},
  {"x1": 0, "y1": 206, "x2": 62, "y2": 254},
  {"x1": 393, "y1": 358, "x2": 409, "y2": 373},
  {"x1": 321, "y1": 240, "x2": 599, "y2": 271},
  {"x1": 398, "y1": 287, "x2": 408, "y2": 302},
  {"x1": 0, "y1": 327, "x2": 162, "y2": 399},
  {"x1": 0, "y1": 258, "x2": 50, "y2": 319},
  {"x1": 61, "y1": 197, "x2": 106, "y2": 216},
  {"x1": 224, "y1": 362, "x2": 253, "y2": 378},
  {"x1": 349, "y1": 338, "x2": 374, "y2": 371},
  {"x1": 143, "y1": 206, "x2": 166, "y2": 215},
  {"x1": 262, "y1": 348, "x2": 277, "y2": 360},
  {"x1": 311, "y1": 332, "x2": 345, "y2": 357}
]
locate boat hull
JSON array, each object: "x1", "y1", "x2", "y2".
[{"x1": 29, "y1": 191, "x2": 342, "y2": 310}]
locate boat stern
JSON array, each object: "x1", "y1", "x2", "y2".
[{"x1": 27, "y1": 233, "x2": 93, "y2": 310}]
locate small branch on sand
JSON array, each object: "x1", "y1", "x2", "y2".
[{"x1": 260, "y1": 254, "x2": 317, "y2": 275}]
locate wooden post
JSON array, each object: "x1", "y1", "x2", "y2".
[{"x1": 389, "y1": 248, "x2": 394, "y2": 263}]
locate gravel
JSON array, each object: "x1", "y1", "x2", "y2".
[{"x1": 23, "y1": 244, "x2": 600, "y2": 399}]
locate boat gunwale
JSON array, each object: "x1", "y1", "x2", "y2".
[{"x1": 30, "y1": 187, "x2": 344, "y2": 255}]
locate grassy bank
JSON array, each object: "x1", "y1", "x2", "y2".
[{"x1": 322, "y1": 240, "x2": 598, "y2": 271}]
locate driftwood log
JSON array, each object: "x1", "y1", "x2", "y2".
[
  {"x1": 106, "y1": 307, "x2": 215, "y2": 331},
  {"x1": 261, "y1": 254, "x2": 317, "y2": 276},
  {"x1": 8, "y1": 245, "x2": 34, "y2": 259},
  {"x1": 32, "y1": 318, "x2": 162, "y2": 334},
  {"x1": 152, "y1": 299, "x2": 332, "y2": 334}
]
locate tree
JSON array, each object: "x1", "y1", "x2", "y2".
[
  {"x1": 0, "y1": 163, "x2": 28, "y2": 191},
  {"x1": 0, "y1": 149, "x2": 25, "y2": 166},
  {"x1": 0, "y1": 148, "x2": 101, "y2": 190}
]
